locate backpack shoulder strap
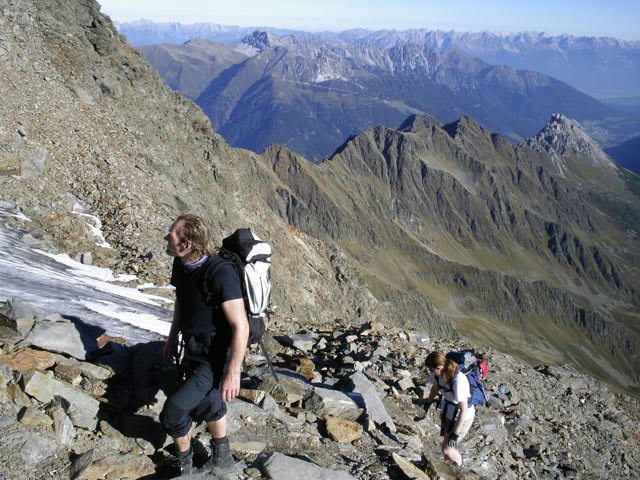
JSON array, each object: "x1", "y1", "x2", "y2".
[
  {"x1": 206, "y1": 250, "x2": 250, "y2": 311},
  {"x1": 202, "y1": 255, "x2": 237, "y2": 305}
]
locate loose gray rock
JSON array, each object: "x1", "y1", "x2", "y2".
[
  {"x1": 3, "y1": 431, "x2": 57, "y2": 469},
  {"x1": 28, "y1": 319, "x2": 96, "y2": 360},
  {"x1": 304, "y1": 386, "x2": 363, "y2": 421},
  {"x1": 261, "y1": 451, "x2": 357, "y2": 480},
  {"x1": 22, "y1": 370, "x2": 99, "y2": 430},
  {"x1": 346, "y1": 371, "x2": 396, "y2": 434}
]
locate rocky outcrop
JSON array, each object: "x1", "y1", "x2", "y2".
[
  {"x1": 0, "y1": 0, "x2": 381, "y2": 329},
  {"x1": 1, "y1": 299, "x2": 638, "y2": 479}
]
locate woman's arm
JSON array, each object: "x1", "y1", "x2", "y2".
[
  {"x1": 452, "y1": 400, "x2": 468, "y2": 434},
  {"x1": 425, "y1": 381, "x2": 440, "y2": 403},
  {"x1": 424, "y1": 379, "x2": 441, "y2": 413}
]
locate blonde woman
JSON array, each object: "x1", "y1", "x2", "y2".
[{"x1": 424, "y1": 351, "x2": 476, "y2": 467}]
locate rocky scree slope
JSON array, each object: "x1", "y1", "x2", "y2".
[
  {"x1": 0, "y1": 298, "x2": 638, "y2": 480},
  {"x1": 0, "y1": 0, "x2": 387, "y2": 330}
]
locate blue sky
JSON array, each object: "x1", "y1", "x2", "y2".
[{"x1": 97, "y1": 0, "x2": 640, "y2": 40}]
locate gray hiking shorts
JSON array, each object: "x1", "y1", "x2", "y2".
[{"x1": 160, "y1": 360, "x2": 227, "y2": 438}]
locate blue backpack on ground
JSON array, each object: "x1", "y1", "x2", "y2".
[{"x1": 445, "y1": 350, "x2": 488, "y2": 407}]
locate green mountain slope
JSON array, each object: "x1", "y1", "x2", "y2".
[{"x1": 260, "y1": 114, "x2": 640, "y2": 393}]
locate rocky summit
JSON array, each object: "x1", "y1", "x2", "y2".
[{"x1": 0, "y1": 298, "x2": 639, "y2": 479}]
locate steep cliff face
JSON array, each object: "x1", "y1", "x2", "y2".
[
  {"x1": 0, "y1": 0, "x2": 380, "y2": 328},
  {"x1": 261, "y1": 114, "x2": 640, "y2": 392}
]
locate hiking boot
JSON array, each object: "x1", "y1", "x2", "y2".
[
  {"x1": 205, "y1": 438, "x2": 235, "y2": 473},
  {"x1": 161, "y1": 449, "x2": 193, "y2": 477}
]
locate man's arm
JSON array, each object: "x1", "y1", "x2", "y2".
[
  {"x1": 163, "y1": 300, "x2": 182, "y2": 363},
  {"x1": 220, "y1": 298, "x2": 249, "y2": 402}
]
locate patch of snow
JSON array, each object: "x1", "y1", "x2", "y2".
[
  {"x1": 0, "y1": 221, "x2": 172, "y2": 343},
  {"x1": 72, "y1": 202, "x2": 111, "y2": 248},
  {"x1": 81, "y1": 300, "x2": 171, "y2": 337},
  {"x1": 314, "y1": 71, "x2": 346, "y2": 82},
  {"x1": 36, "y1": 250, "x2": 126, "y2": 282},
  {"x1": 0, "y1": 203, "x2": 31, "y2": 221}
]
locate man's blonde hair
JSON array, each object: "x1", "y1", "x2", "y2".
[{"x1": 175, "y1": 213, "x2": 213, "y2": 257}]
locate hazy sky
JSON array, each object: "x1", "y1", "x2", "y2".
[{"x1": 97, "y1": 0, "x2": 640, "y2": 40}]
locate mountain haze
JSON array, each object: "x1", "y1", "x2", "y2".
[
  {"x1": 119, "y1": 20, "x2": 640, "y2": 99},
  {"x1": 346, "y1": 30, "x2": 640, "y2": 100},
  {"x1": 1, "y1": 0, "x2": 639, "y2": 400},
  {"x1": 140, "y1": 32, "x2": 639, "y2": 164}
]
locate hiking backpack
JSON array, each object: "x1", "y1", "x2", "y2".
[
  {"x1": 445, "y1": 350, "x2": 488, "y2": 407},
  {"x1": 203, "y1": 228, "x2": 279, "y2": 380}
]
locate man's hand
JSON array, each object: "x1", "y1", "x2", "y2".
[
  {"x1": 162, "y1": 338, "x2": 177, "y2": 363},
  {"x1": 220, "y1": 368, "x2": 241, "y2": 402},
  {"x1": 447, "y1": 432, "x2": 459, "y2": 448}
]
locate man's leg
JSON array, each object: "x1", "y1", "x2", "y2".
[
  {"x1": 174, "y1": 432, "x2": 191, "y2": 454},
  {"x1": 207, "y1": 415, "x2": 227, "y2": 439},
  {"x1": 205, "y1": 414, "x2": 235, "y2": 471},
  {"x1": 160, "y1": 362, "x2": 215, "y2": 474}
]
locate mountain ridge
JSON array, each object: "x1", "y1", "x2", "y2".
[
  {"x1": 118, "y1": 19, "x2": 640, "y2": 98},
  {"x1": 260, "y1": 113, "x2": 640, "y2": 391},
  {"x1": 139, "y1": 31, "x2": 639, "y2": 163}
]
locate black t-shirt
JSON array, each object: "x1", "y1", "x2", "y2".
[{"x1": 170, "y1": 255, "x2": 243, "y2": 340}]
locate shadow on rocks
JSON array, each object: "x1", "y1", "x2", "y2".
[
  {"x1": 60, "y1": 314, "x2": 103, "y2": 358},
  {"x1": 96, "y1": 340, "x2": 181, "y2": 452}
]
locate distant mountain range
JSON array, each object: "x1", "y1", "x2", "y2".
[
  {"x1": 137, "y1": 30, "x2": 640, "y2": 165},
  {"x1": 117, "y1": 20, "x2": 640, "y2": 100}
]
